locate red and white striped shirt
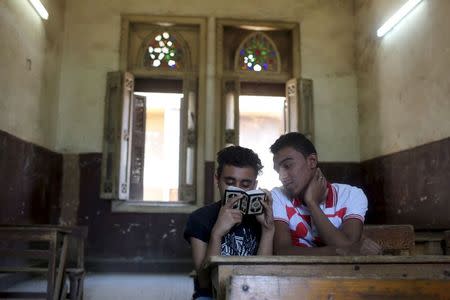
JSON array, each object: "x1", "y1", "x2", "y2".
[{"x1": 272, "y1": 183, "x2": 367, "y2": 247}]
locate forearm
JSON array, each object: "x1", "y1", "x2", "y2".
[
  {"x1": 257, "y1": 228, "x2": 275, "y2": 255},
  {"x1": 308, "y1": 204, "x2": 354, "y2": 247},
  {"x1": 201, "y1": 234, "x2": 222, "y2": 268},
  {"x1": 195, "y1": 234, "x2": 222, "y2": 289}
]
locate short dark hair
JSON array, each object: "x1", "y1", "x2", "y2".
[
  {"x1": 216, "y1": 145, "x2": 263, "y2": 178},
  {"x1": 270, "y1": 132, "x2": 317, "y2": 158}
]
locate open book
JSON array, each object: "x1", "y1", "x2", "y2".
[{"x1": 223, "y1": 186, "x2": 266, "y2": 215}]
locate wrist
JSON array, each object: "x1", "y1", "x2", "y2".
[
  {"x1": 261, "y1": 226, "x2": 275, "y2": 235},
  {"x1": 304, "y1": 198, "x2": 319, "y2": 208},
  {"x1": 211, "y1": 227, "x2": 224, "y2": 240}
]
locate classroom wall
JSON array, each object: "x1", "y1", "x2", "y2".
[
  {"x1": 56, "y1": 0, "x2": 360, "y2": 162},
  {"x1": 52, "y1": 0, "x2": 361, "y2": 269},
  {"x1": 0, "y1": 0, "x2": 65, "y2": 226},
  {"x1": 355, "y1": 0, "x2": 450, "y2": 228},
  {"x1": 2, "y1": 0, "x2": 449, "y2": 270},
  {"x1": 0, "y1": 0, "x2": 65, "y2": 151},
  {"x1": 356, "y1": 0, "x2": 450, "y2": 160}
]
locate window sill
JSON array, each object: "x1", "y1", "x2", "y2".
[{"x1": 111, "y1": 200, "x2": 201, "y2": 213}]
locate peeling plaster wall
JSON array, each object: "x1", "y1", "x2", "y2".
[
  {"x1": 56, "y1": 0, "x2": 360, "y2": 162},
  {"x1": 356, "y1": 0, "x2": 450, "y2": 160},
  {"x1": 0, "y1": 0, "x2": 66, "y2": 151}
]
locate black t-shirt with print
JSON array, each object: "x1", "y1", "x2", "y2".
[
  {"x1": 184, "y1": 201, "x2": 262, "y2": 299},
  {"x1": 184, "y1": 201, "x2": 262, "y2": 256}
]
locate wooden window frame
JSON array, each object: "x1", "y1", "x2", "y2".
[{"x1": 99, "y1": 15, "x2": 207, "y2": 213}]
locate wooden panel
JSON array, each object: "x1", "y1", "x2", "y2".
[
  {"x1": 209, "y1": 255, "x2": 450, "y2": 299},
  {"x1": 0, "y1": 249, "x2": 49, "y2": 258},
  {"x1": 0, "y1": 129, "x2": 62, "y2": 225},
  {"x1": 208, "y1": 254, "x2": 450, "y2": 265},
  {"x1": 362, "y1": 137, "x2": 450, "y2": 228},
  {"x1": 0, "y1": 292, "x2": 47, "y2": 298},
  {"x1": 363, "y1": 224, "x2": 415, "y2": 255},
  {"x1": 134, "y1": 78, "x2": 183, "y2": 93},
  {"x1": 240, "y1": 82, "x2": 284, "y2": 96},
  {"x1": 0, "y1": 267, "x2": 48, "y2": 273},
  {"x1": 227, "y1": 275, "x2": 450, "y2": 300},
  {"x1": 445, "y1": 230, "x2": 450, "y2": 255}
]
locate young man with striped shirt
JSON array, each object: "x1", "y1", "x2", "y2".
[{"x1": 270, "y1": 132, "x2": 381, "y2": 255}]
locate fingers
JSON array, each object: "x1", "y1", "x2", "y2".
[
  {"x1": 317, "y1": 168, "x2": 326, "y2": 184},
  {"x1": 230, "y1": 210, "x2": 243, "y2": 223},
  {"x1": 259, "y1": 189, "x2": 273, "y2": 206},
  {"x1": 361, "y1": 238, "x2": 382, "y2": 255},
  {"x1": 224, "y1": 194, "x2": 243, "y2": 208},
  {"x1": 367, "y1": 240, "x2": 382, "y2": 255},
  {"x1": 260, "y1": 198, "x2": 271, "y2": 211}
]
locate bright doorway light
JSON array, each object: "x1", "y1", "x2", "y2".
[
  {"x1": 28, "y1": 0, "x2": 49, "y2": 20},
  {"x1": 134, "y1": 92, "x2": 182, "y2": 201},
  {"x1": 377, "y1": 0, "x2": 423, "y2": 37},
  {"x1": 239, "y1": 95, "x2": 285, "y2": 189}
]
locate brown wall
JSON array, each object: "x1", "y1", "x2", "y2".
[
  {"x1": 1, "y1": 130, "x2": 449, "y2": 271},
  {"x1": 0, "y1": 130, "x2": 62, "y2": 224},
  {"x1": 77, "y1": 153, "x2": 193, "y2": 272},
  {"x1": 362, "y1": 137, "x2": 450, "y2": 229}
]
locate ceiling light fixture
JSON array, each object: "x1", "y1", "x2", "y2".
[
  {"x1": 28, "y1": 0, "x2": 49, "y2": 20},
  {"x1": 377, "y1": 0, "x2": 423, "y2": 37}
]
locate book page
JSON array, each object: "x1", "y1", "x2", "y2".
[{"x1": 223, "y1": 186, "x2": 266, "y2": 215}]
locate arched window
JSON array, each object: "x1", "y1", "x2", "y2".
[
  {"x1": 235, "y1": 32, "x2": 280, "y2": 73},
  {"x1": 143, "y1": 31, "x2": 184, "y2": 70}
]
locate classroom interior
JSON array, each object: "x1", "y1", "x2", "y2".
[{"x1": 1, "y1": 0, "x2": 449, "y2": 299}]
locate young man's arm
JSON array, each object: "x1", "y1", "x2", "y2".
[
  {"x1": 308, "y1": 206, "x2": 363, "y2": 247},
  {"x1": 256, "y1": 189, "x2": 275, "y2": 255},
  {"x1": 273, "y1": 220, "x2": 380, "y2": 255},
  {"x1": 304, "y1": 168, "x2": 364, "y2": 248},
  {"x1": 190, "y1": 197, "x2": 243, "y2": 288},
  {"x1": 273, "y1": 220, "x2": 338, "y2": 255},
  {"x1": 190, "y1": 237, "x2": 215, "y2": 289}
]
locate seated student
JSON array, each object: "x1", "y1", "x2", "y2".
[
  {"x1": 270, "y1": 132, "x2": 381, "y2": 255},
  {"x1": 184, "y1": 146, "x2": 274, "y2": 299}
]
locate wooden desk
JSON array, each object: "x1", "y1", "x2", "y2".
[
  {"x1": 207, "y1": 255, "x2": 450, "y2": 300},
  {"x1": 0, "y1": 225, "x2": 87, "y2": 300},
  {"x1": 227, "y1": 275, "x2": 450, "y2": 299}
]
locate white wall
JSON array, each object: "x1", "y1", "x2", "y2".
[
  {"x1": 356, "y1": 0, "x2": 450, "y2": 160},
  {"x1": 56, "y1": 0, "x2": 360, "y2": 162},
  {"x1": 0, "y1": 0, "x2": 65, "y2": 150}
]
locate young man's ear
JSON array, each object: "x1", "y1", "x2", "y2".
[
  {"x1": 306, "y1": 153, "x2": 318, "y2": 169},
  {"x1": 214, "y1": 173, "x2": 219, "y2": 184}
]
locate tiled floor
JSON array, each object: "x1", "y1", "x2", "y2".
[{"x1": 3, "y1": 273, "x2": 194, "y2": 300}]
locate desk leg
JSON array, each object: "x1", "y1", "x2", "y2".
[
  {"x1": 48, "y1": 238, "x2": 57, "y2": 300},
  {"x1": 54, "y1": 235, "x2": 69, "y2": 300},
  {"x1": 77, "y1": 238, "x2": 85, "y2": 269}
]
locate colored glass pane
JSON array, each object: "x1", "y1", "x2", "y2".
[
  {"x1": 238, "y1": 33, "x2": 278, "y2": 72},
  {"x1": 144, "y1": 32, "x2": 183, "y2": 70}
]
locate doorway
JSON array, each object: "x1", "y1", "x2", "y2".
[{"x1": 238, "y1": 82, "x2": 285, "y2": 189}]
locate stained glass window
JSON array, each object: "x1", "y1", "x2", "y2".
[
  {"x1": 144, "y1": 32, "x2": 183, "y2": 70},
  {"x1": 237, "y1": 32, "x2": 279, "y2": 72}
]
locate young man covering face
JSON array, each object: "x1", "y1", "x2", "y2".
[
  {"x1": 270, "y1": 132, "x2": 381, "y2": 256},
  {"x1": 184, "y1": 146, "x2": 274, "y2": 299}
]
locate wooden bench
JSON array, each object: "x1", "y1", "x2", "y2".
[
  {"x1": 363, "y1": 224, "x2": 415, "y2": 255},
  {"x1": 0, "y1": 225, "x2": 87, "y2": 300},
  {"x1": 445, "y1": 230, "x2": 450, "y2": 255},
  {"x1": 414, "y1": 231, "x2": 446, "y2": 255},
  {"x1": 207, "y1": 255, "x2": 450, "y2": 300},
  {"x1": 227, "y1": 275, "x2": 450, "y2": 299}
]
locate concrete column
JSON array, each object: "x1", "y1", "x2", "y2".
[{"x1": 205, "y1": 16, "x2": 216, "y2": 161}]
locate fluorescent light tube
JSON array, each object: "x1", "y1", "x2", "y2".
[
  {"x1": 377, "y1": 0, "x2": 423, "y2": 37},
  {"x1": 28, "y1": 0, "x2": 49, "y2": 20}
]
